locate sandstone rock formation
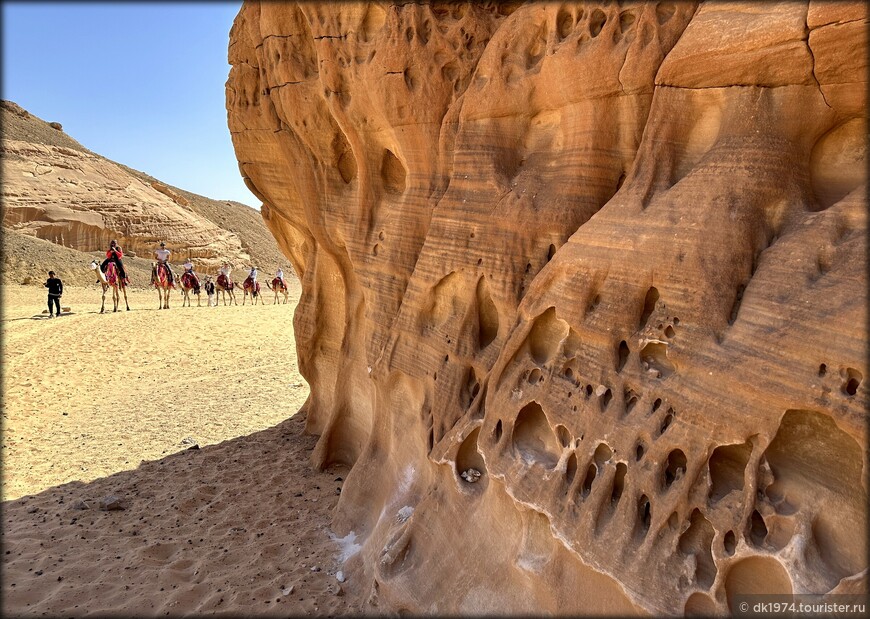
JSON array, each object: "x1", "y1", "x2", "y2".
[
  {"x1": 1, "y1": 100, "x2": 288, "y2": 277},
  {"x1": 227, "y1": 2, "x2": 868, "y2": 614}
]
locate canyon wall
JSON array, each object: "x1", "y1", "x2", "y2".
[{"x1": 227, "y1": 2, "x2": 868, "y2": 614}]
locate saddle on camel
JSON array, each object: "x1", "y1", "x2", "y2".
[
  {"x1": 271, "y1": 277, "x2": 285, "y2": 291},
  {"x1": 181, "y1": 272, "x2": 200, "y2": 293},
  {"x1": 217, "y1": 272, "x2": 233, "y2": 290},
  {"x1": 181, "y1": 261, "x2": 201, "y2": 295},
  {"x1": 243, "y1": 275, "x2": 260, "y2": 296}
]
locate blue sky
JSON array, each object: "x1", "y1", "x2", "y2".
[{"x1": 2, "y1": 1, "x2": 259, "y2": 207}]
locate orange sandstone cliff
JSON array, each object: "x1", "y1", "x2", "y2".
[{"x1": 226, "y1": 2, "x2": 867, "y2": 614}]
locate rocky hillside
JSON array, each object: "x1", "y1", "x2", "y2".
[
  {"x1": 227, "y1": 1, "x2": 867, "y2": 616},
  {"x1": 1, "y1": 100, "x2": 289, "y2": 284}
]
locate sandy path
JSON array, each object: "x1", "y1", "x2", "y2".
[
  {"x1": 2, "y1": 283, "x2": 306, "y2": 499},
  {"x1": 1, "y1": 282, "x2": 371, "y2": 616}
]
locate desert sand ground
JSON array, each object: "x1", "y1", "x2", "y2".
[{"x1": 1, "y1": 281, "x2": 368, "y2": 616}]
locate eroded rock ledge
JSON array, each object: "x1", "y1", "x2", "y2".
[{"x1": 227, "y1": 2, "x2": 867, "y2": 614}]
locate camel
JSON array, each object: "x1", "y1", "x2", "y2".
[
  {"x1": 89, "y1": 260, "x2": 130, "y2": 313},
  {"x1": 179, "y1": 271, "x2": 202, "y2": 307},
  {"x1": 242, "y1": 276, "x2": 264, "y2": 305},
  {"x1": 215, "y1": 274, "x2": 237, "y2": 306},
  {"x1": 151, "y1": 262, "x2": 174, "y2": 309},
  {"x1": 266, "y1": 277, "x2": 290, "y2": 304}
]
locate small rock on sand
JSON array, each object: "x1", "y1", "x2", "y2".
[{"x1": 99, "y1": 495, "x2": 125, "y2": 511}]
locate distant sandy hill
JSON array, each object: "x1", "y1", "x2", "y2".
[{"x1": 1, "y1": 100, "x2": 289, "y2": 285}]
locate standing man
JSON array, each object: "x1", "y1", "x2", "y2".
[
  {"x1": 44, "y1": 270, "x2": 63, "y2": 318},
  {"x1": 154, "y1": 241, "x2": 174, "y2": 285}
]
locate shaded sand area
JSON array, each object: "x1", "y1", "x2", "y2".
[{"x1": 2, "y1": 283, "x2": 368, "y2": 616}]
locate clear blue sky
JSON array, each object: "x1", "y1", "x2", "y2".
[{"x1": 2, "y1": 1, "x2": 259, "y2": 207}]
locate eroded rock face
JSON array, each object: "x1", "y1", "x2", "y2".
[{"x1": 227, "y1": 2, "x2": 867, "y2": 614}]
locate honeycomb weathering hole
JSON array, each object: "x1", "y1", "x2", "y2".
[
  {"x1": 512, "y1": 401, "x2": 560, "y2": 468},
  {"x1": 662, "y1": 449, "x2": 687, "y2": 489},
  {"x1": 678, "y1": 509, "x2": 716, "y2": 589},
  {"x1": 764, "y1": 409, "x2": 867, "y2": 579},
  {"x1": 843, "y1": 367, "x2": 862, "y2": 396},
  {"x1": 456, "y1": 427, "x2": 486, "y2": 482},
  {"x1": 611, "y1": 462, "x2": 627, "y2": 505},
  {"x1": 582, "y1": 464, "x2": 596, "y2": 497},
  {"x1": 617, "y1": 340, "x2": 629, "y2": 372},
  {"x1": 641, "y1": 342, "x2": 675, "y2": 378},
  {"x1": 639, "y1": 286, "x2": 659, "y2": 328},
  {"x1": 589, "y1": 9, "x2": 606, "y2": 37},
  {"x1": 725, "y1": 557, "x2": 793, "y2": 612},
  {"x1": 748, "y1": 509, "x2": 768, "y2": 547},
  {"x1": 708, "y1": 440, "x2": 752, "y2": 503},
  {"x1": 527, "y1": 307, "x2": 569, "y2": 364},
  {"x1": 636, "y1": 495, "x2": 651, "y2": 536},
  {"x1": 337, "y1": 149, "x2": 357, "y2": 184},
  {"x1": 555, "y1": 425, "x2": 571, "y2": 449},
  {"x1": 593, "y1": 443, "x2": 612, "y2": 465},
  {"x1": 476, "y1": 276, "x2": 499, "y2": 349},
  {"x1": 381, "y1": 149, "x2": 407, "y2": 195},
  {"x1": 723, "y1": 530, "x2": 736, "y2": 555},
  {"x1": 684, "y1": 592, "x2": 717, "y2": 617},
  {"x1": 565, "y1": 452, "x2": 578, "y2": 487}
]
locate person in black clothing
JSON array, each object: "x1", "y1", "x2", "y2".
[
  {"x1": 44, "y1": 271, "x2": 63, "y2": 318},
  {"x1": 100, "y1": 239, "x2": 128, "y2": 284},
  {"x1": 204, "y1": 277, "x2": 216, "y2": 307}
]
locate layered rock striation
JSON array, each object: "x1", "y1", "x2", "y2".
[
  {"x1": 227, "y1": 2, "x2": 868, "y2": 614},
  {"x1": 2, "y1": 100, "x2": 288, "y2": 275}
]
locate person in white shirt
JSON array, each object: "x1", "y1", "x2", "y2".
[
  {"x1": 181, "y1": 258, "x2": 200, "y2": 292},
  {"x1": 276, "y1": 268, "x2": 285, "y2": 287},
  {"x1": 249, "y1": 266, "x2": 258, "y2": 283},
  {"x1": 154, "y1": 242, "x2": 174, "y2": 284},
  {"x1": 217, "y1": 262, "x2": 232, "y2": 289}
]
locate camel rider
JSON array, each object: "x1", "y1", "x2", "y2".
[
  {"x1": 249, "y1": 266, "x2": 258, "y2": 286},
  {"x1": 154, "y1": 242, "x2": 174, "y2": 284},
  {"x1": 101, "y1": 240, "x2": 129, "y2": 284},
  {"x1": 182, "y1": 259, "x2": 200, "y2": 290},
  {"x1": 218, "y1": 262, "x2": 232, "y2": 288},
  {"x1": 275, "y1": 267, "x2": 286, "y2": 289}
]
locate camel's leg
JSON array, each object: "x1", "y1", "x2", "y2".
[
  {"x1": 100, "y1": 285, "x2": 107, "y2": 313},
  {"x1": 196, "y1": 292, "x2": 201, "y2": 307},
  {"x1": 113, "y1": 286, "x2": 119, "y2": 312},
  {"x1": 164, "y1": 287, "x2": 170, "y2": 309},
  {"x1": 122, "y1": 286, "x2": 130, "y2": 310}
]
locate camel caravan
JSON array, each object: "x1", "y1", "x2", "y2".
[{"x1": 90, "y1": 240, "x2": 290, "y2": 311}]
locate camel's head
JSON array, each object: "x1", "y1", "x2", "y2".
[{"x1": 89, "y1": 260, "x2": 99, "y2": 270}]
